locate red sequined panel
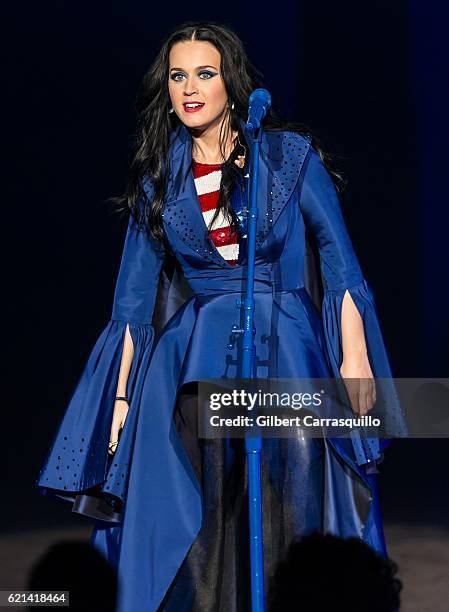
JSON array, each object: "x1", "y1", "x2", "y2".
[{"x1": 192, "y1": 160, "x2": 239, "y2": 266}]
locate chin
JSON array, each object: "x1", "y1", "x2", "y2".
[
  {"x1": 183, "y1": 119, "x2": 211, "y2": 132},
  {"x1": 181, "y1": 111, "x2": 221, "y2": 130}
]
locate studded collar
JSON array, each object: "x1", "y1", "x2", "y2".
[{"x1": 160, "y1": 117, "x2": 311, "y2": 269}]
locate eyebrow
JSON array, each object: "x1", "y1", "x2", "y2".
[{"x1": 169, "y1": 65, "x2": 217, "y2": 71}]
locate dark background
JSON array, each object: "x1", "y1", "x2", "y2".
[{"x1": 4, "y1": 2, "x2": 448, "y2": 535}]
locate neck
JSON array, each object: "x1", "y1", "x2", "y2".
[{"x1": 190, "y1": 117, "x2": 237, "y2": 164}]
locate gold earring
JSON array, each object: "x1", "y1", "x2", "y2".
[{"x1": 234, "y1": 134, "x2": 246, "y2": 169}]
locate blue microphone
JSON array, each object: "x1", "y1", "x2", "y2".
[{"x1": 246, "y1": 88, "x2": 272, "y2": 131}]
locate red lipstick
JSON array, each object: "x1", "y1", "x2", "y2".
[{"x1": 183, "y1": 101, "x2": 205, "y2": 113}]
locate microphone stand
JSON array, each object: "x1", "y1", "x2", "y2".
[{"x1": 230, "y1": 118, "x2": 265, "y2": 612}]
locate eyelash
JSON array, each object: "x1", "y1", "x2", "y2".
[{"x1": 171, "y1": 70, "x2": 216, "y2": 82}]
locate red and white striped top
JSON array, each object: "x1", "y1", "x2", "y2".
[{"x1": 192, "y1": 159, "x2": 239, "y2": 266}]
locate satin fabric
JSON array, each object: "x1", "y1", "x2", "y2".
[
  {"x1": 158, "y1": 383, "x2": 325, "y2": 611},
  {"x1": 36, "y1": 117, "x2": 406, "y2": 611}
]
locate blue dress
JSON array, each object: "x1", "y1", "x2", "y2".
[{"x1": 36, "y1": 117, "x2": 407, "y2": 611}]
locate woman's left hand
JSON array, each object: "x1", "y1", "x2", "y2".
[{"x1": 339, "y1": 352, "x2": 377, "y2": 416}]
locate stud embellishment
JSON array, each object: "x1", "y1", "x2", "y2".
[
  {"x1": 162, "y1": 132, "x2": 310, "y2": 264},
  {"x1": 255, "y1": 132, "x2": 311, "y2": 250}
]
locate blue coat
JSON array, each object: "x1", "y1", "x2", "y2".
[{"x1": 36, "y1": 116, "x2": 406, "y2": 611}]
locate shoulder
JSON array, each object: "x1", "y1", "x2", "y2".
[
  {"x1": 280, "y1": 131, "x2": 323, "y2": 179},
  {"x1": 272, "y1": 129, "x2": 312, "y2": 150},
  {"x1": 274, "y1": 130, "x2": 325, "y2": 166},
  {"x1": 282, "y1": 135, "x2": 336, "y2": 203},
  {"x1": 283, "y1": 129, "x2": 312, "y2": 146},
  {"x1": 281, "y1": 130, "x2": 314, "y2": 167},
  {"x1": 264, "y1": 129, "x2": 313, "y2": 170},
  {"x1": 142, "y1": 174, "x2": 155, "y2": 198}
]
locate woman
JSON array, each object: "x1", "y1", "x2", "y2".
[{"x1": 36, "y1": 21, "x2": 406, "y2": 612}]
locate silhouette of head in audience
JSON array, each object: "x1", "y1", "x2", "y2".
[
  {"x1": 27, "y1": 540, "x2": 117, "y2": 611},
  {"x1": 268, "y1": 531, "x2": 402, "y2": 611}
]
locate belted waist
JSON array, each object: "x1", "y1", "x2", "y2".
[{"x1": 185, "y1": 271, "x2": 304, "y2": 296}]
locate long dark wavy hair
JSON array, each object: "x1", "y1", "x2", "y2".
[{"x1": 110, "y1": 21, "x2": 344, "y2": 246}]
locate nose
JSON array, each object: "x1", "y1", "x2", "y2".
[{"x1": 184, "y1": 75, "x2": 198, "y2": 95}]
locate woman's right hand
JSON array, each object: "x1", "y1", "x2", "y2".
[{"x1": 108, "y1": 399, "x2": 129, "y2": 455}]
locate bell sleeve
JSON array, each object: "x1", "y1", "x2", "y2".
[
  {"x1": 298, "y1": 147, "x2": 407, "y2": 471},
  {"x1": 36, "y1": 179, "x2": 166, "y2": 518}
]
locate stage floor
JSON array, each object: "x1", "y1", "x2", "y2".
[{"x1": 1, "y1": 523, "x2": 447, "y2": 611}]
